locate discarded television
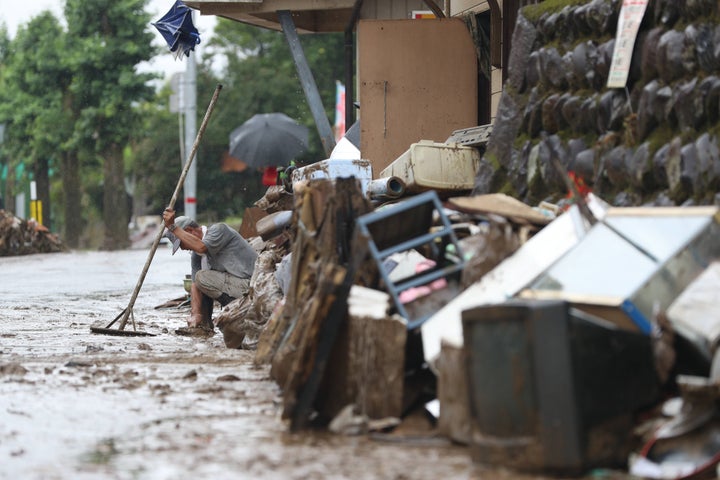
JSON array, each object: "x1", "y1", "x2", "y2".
[{"x1": 462, "y1": 299, "x2": 660, "y2": 473}]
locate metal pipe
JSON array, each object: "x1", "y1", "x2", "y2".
[
  {"x1": 278, "y1": 10, "x2": 336, "y2": 157},
  {"x1": 366, "y1": 176, "x2": 406, "y2": 200}
]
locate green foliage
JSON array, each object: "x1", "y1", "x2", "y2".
[
  {"x1": 2, "y1": 5, "x2": 348, "y2": 245},
  {"x1": 134, "y1": 20, "x2": 347, "y2": 220},
  {"x1": 522, "y1": 0, "x2": 590, "y2": 23},
  {"x1": 64, "y1": 0, "x2": 156, "y2": 149},
  {"x1": 0, "y1": 12, "x2": 69, "y2": 167}
]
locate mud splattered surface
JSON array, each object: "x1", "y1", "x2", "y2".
[{"x1": 0, "y1": 249, "x2": 625, "y2": 480}]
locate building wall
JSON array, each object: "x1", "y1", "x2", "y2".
[
  {"x1": 450, "y1": 0, "x2": 503, "y2": 123},
  {"x1": 357, "y1": 0, "x2": 504, "y2": 124},
  {"x1": 360, "y1": 0, "x2": 437, "y2": 19},
  {"x1": 358, "y1": 18, "x2": 478, "y2": 175}
]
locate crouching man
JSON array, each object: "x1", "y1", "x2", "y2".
[{"x1": 162, "y1": 208, "x2": 257, "y2": 336}]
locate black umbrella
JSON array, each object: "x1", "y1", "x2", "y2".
[
  {"x1": 152, "y1": 0, "x2": 201, "y2": 60},
  {"x1": 229, "y1": 113, "x2": 309, "y2": 168}
]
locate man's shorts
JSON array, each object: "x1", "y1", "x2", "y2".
[{"x1": 195, "y1": 270, "x2": 250, "y2": 300}]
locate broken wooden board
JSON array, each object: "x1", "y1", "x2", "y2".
[
  {"x1": 436, "y1": 342, "x2": 471, "y2": 445},
  {"x1": 448, "y1": 193, "x2": 551, "y2": 226},
  {"x1": 316, "y1": 312, "x2": 406, "y2": 422}
]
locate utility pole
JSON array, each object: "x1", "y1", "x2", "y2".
[{"x1": 183, "y1": 20, "x2": 198, "y2": 221}]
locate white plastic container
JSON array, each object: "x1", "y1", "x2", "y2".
[
  {"x1": 379, "y1": 140, "x2": 481, "y2": 194},
  {"x1": 291, "y1": 158, "x2": 372, "y2": 194}
]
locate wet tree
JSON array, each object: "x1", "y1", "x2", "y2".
[
  {"x1": 129, "y1": 86, "x2": 185, "y2": 221},
  {"x1": 157, "y1": 19, "x2": 347, "y2": 220},
  {"x1": 64, "y1": 0, "x2": 156, "y2": 250},
  {"x1": 0, "y1": 13, "x2": 72, "y2": 235},
  {"x1": 132, "y1": 20, "x2": 346, "y2": 223}
]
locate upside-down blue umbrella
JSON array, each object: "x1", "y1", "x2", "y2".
[{"x1": 152, "y1": 0, "x2": 201, "y2": 59}]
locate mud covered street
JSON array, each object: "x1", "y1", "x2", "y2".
[{"x1": 0, "y1": 249, "x2": 544, "y2": 480}]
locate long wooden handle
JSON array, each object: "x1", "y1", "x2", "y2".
[{"x1": 117, "y1": 84, "x2": 223, "y2": 331}]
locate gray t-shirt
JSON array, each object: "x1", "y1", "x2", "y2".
[{"x1": 190, "y1": 223, "x2": 257, "y2": 279}]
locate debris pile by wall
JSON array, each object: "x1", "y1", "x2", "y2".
[{"x1": 0, "y1": 210, "x2": 65, "y2": 256}]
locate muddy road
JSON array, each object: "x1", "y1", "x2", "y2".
[
  {"x1": 1, "y1": 249, "x2": 632, "y2": 480},
  {"x1": 0, "y1": 249, "x2": 489, "y2": 480}
]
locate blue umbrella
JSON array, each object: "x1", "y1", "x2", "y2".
[{"x1": 152, "y1": 0, "x2": 201, "y2": 59}]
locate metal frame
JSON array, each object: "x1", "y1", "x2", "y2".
[{"x1": 355, "y1": 190, "x2": 465, "y2": 329}]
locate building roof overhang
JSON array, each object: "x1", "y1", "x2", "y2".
[{"x1": 183, "y1": 0, "x2": 358, "y2": 33}]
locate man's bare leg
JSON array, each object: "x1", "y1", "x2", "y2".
[{"x1": 188, "y1": 282, "x2": 207, "y2": 327}]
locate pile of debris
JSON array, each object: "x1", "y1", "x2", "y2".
[
  {"x1": 0, "y1": 209, "x2": 65, "y2": 256},
  {"x1": 206, "y1": 127, "x2": 720, "y2": 478}
]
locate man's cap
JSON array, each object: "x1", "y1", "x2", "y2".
[{"x1": 164, "y1": 216, "x2": 198, "y2": 255}]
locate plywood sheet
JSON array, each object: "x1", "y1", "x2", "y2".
[{"x1": 358, "y1": 19, "x2": 478, "y2": 176}]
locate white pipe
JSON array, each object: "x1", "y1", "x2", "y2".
[{"x1": 366, "y1": 177, "x2": 406, "y2": 200}]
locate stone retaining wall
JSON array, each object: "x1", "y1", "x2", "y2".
[{"x1": 474, "y1": 0, "x2": 720, "y2": 206}]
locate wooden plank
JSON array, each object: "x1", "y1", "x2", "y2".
[
  {"x1": 287, "y1": 179, "x2": 372, "y2": 430},
  {"x1": 350, "y1": 314, "x2": 406, "y2": 418},
  {"x1": 437, "y1": 342, "x2": 472, "y2": 444}
]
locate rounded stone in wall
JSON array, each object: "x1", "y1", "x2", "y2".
[
  {"x1": 672, "y1": 78, "x2": 701, "y2": 131},
  {"x1": 509, "y1": 143, "x2": 531, "y2": 199},
  {"x1": 637, "y1": 80, "x2": 661, "y2": 141},
  {"x1": 552, "y1": 7, "x2": 572, "y2": 44},
  {"x1": 713, "y1": 26, "x2": 720, "y2": 71},
  {"x1": 694, "y1": 133, "x2": 720, "y2": 191},
  {"x1": 614, "y1": 191, "x2": 643, "y2": 207},
  {"x1": 610, "y1": 91, "x2": 631, "y2": 132},
  {"x1": 567, "y1": 138, "x2": 588, "y2": 160},
  {"x1": 554, "y1": 93, "x2": 572, "y2": 132},
  {"x1": 602, "y1": 146, "x2": 632, "y2": 190},
  {"x1": 698, "y1": 76, "x2": 720, "y2": 124},
  {"x1": 686, "y1": 24, "x2": 718, "y2": 73},
  {"x1": 581, "y1": 96, "x2": 600, "y2": 134},
  {"x1": 538, "y1": 12, "x2": 559, "y2": 42},
  {"x1": 585, "y1": 0, "x2": 616, "y2": 36},
  {"x1": 640, "y1": 28, "x2": 664, "y2": 81},
  {"x1": 594, "y1": 40, "x2": 615, "y2": 91},
  {"x1": 570, "y1": 41, "x2": 598, "y2": 90},
  {"x1": 568, "y1": 3, "x2": 590, "y2": 37},
  {"x1": 656, "y1": 85, "x2": 674, "y2": 124},
  {"x1": 652, "y1": 143, "x2": 671, "y2": 189},
  {"x1": 561, "y1": 96, "x2": 583, "y2": 133},
  {"x1": 648, "y1": 191, "x2": 676, "y2": 206},
  {"x1": 653, "y1": 0, "x2": 680, "y2": 27},
  {"x1": 568, "y1": 148, "x2": 596, "y2": 184},
  {"x1": 538, "y1": 135, "x2": 568, "y2": 192},
  {"x1": 539, "y1": 47, "x2": 568, "y2": 90},
  {"x1": 628, "y1": 142, "x2": 652, "y2": 189},
  {"x1": 657, "y1": 30, "x2": 690, "y2": 83},
  {"x1": 524, "y1": 51, "x2": 541, "y2": 92},
  {"x1": 596, "y1": 91, "x2": 613, "y2": 133},
  {"x1": 662, "y1": 138, "x2": 683, "y2": 194},
  {"x1": 522, "y1": 87, "x2": 544, "y2": 138},
  {"x1": 680, "y1": 142, "x2": 700, "y2": 197}
]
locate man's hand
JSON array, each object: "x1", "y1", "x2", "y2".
[{"x1": 162, "y1": 208, "x2": 176, "y2": 229}]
